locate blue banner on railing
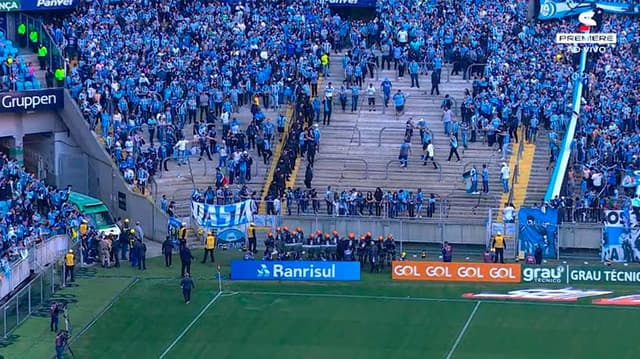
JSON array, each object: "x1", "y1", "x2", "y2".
[
  {"x1": 535, "y1": 0, "x2": 640, "y2": 21},
  {"x1": 518, "y1": 208, "x2": 558, "y2": 259},
  {"x1": 231, "y1": 260, "x2": 361, "y2": 281},
  {"x1": 191, "y1": 200, "x2": 252, "y2": 228},
  {"x1": 0, "y1": 88, "x2": 64, "y2": 112},
  {"x1": 20, "y1": 0, "x2": 78, "y2": 11},
  {"x1": 327, "y1": 0, "x2": 376, "y2": 7},
  {"x1": 602, "y1": 210, "x2": 640, "y2": 263}
]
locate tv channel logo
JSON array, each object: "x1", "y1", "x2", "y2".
[
  {"x1": 231, "y1": 260, "x2": 361, "y2": 281},
  {"x1": 555, "y1": 10, "x2": 617, "y2": 54}
]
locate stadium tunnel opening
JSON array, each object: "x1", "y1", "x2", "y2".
[{"x1": 22, "y1": 132, "x2": 55, "y2": 184}]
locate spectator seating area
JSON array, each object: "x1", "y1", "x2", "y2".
[
  {"x1": 0, "y1": 156, "x2": 94, "y2": 283},
  {"x1": 38, "y1": 0, "x2": 639, "y2": 220},
  {"x1": 0, "y1": 34, "x2": 42, "y2": 92}
]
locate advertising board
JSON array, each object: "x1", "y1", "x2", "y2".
[
  {"x1": 0, "y1": 88, "x2": 64, "y2": 112},
  {"x1": 391, "y1": 261, "x2": 521, "y2": 283},
  {"x1": 230, "y1": 260, "x2": 361, "y2": 281}
]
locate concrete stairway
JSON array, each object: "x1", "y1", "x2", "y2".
[
  {"x1": 292, "y1": 61, "x2": 510, "y2": 221},
  {"x1": 18, "y1": 49, "x2": 48, "y2": 88},
  {"x1": 524, "y1": 131, "x2": 552, "y2": 206},
  {"x1": 149, "y1": 109, "x2": 276, "y2": 214}
]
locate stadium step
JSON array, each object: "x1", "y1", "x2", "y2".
[{"x1": 292, "y1": 65, "x2": 508, "y2": 220}]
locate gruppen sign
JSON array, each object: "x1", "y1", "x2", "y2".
[{"x1": 0, "y1": 88, "x2": 64, "y2": 113}]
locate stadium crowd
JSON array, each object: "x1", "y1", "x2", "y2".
[
  {"x1": 34, "y1": 0, "x2": 638, "y2": 220},
  {"x1": 0, "y1": 156, "x2": 86, "y2": 281}
]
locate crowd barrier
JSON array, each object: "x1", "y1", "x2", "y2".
[{"x1": 1, "y1": 235, "x2": 69, "y2": 300}]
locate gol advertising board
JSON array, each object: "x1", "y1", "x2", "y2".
[
  {"x1": 0, "y1": 88, "x2": 64, "y2": 112},
  {"x1": 230, "y1": 260, "x2": 360, "y2": 281},
  {"x1": 391, "y1": 261, "x2": 521, "y2": 283}
]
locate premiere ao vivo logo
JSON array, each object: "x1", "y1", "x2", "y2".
[{"x1": 231, "y1": 261, "x2": 361, "y2": 281}]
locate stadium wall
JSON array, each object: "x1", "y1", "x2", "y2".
[
  {"x1": 56, "y1": 90, "x2": 169, "y2": 242},
  {"x1": 285, "y1": 216, "x2": 601, "y2": 249}
]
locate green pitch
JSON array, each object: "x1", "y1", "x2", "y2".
[{"x1": 3, "y1": 251, "x2": 640, "y2": 359}]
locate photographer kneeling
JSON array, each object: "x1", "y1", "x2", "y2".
[{"x1": 55, "y1": 330, "x2": 71, "y2": 358}]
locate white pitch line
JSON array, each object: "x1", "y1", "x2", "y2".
[
  {"x1": 446, "y1": 301, "x2": 481, "y2": 359},
  {"x1": 158, "y1": 291, "x2": 223, "y2": 359},
  {"x1": 236, "y1": 290, "x2": 640, "y2": 310},
  {"x1": 70, "y1": 277, "x2": 139, "y2": 344}
]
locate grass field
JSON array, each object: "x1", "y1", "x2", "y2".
[{"x1": 3, "y1": 250, "x2": 640, "y2": 359}]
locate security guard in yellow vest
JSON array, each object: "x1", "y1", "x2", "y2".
[
  {"x1": 128, "y1": 229, "x2": 137, "y2": 266},
  {"x1": 179, "y1": 223, "x2": 187, "y2": 247},
  {"x1": 492, "y1": 231, "x2": 506, "y2": 264},
  {"x1": 17, "y1": 23, "x2": 26, "y2": 47},
  {"x1": 54, "y1": 65, "x2": 65, "y2": 87},
  {"x1": 29, "y1": 29, "x2": 38, "y2": 52},
  {"x1": 37, "y1": 44, "x2": 48, "y2": 70},
  {"x1": 202, "y1": 232, "x2": 216, "y2": 263},
  {"x1": 79, "y1": 219, "x2": 89, "y2": 237},
  {"x1": 64, "y1": 249, "x2": 75, "y2": 283},
  {"x1": 247, "y1": 223, "x2": 257, "y2": 253}
]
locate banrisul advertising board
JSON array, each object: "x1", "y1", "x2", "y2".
[
  {"x1": 523, "y1": 265, "x2": 640, "y2": 284},
  {"x1": 0, "y1": 89, "x2": 64, "y2": 113},
  {"x1": 522, "y1": 265, "x2": 567, "y2": 284}
]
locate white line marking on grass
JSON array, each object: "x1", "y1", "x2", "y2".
[
  {"x1": 69, "y1": 277, "x2": 140, "y2": 344},
  {"x1": 237, "y1": 290, "x2": 640, "y2": 310},
  {"x1": 158, "y1": 291, "x2": 223, "y2": 359},
  {"x1": 446, "y1": 301, "x2": 481, "y2": 359},
  {"x1": 221, "y1": 291, "x2": 240, "y2": 297}
]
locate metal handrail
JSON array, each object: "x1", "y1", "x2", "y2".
[
  {"x1": 378, "y1": 127, "x2": 407, "y2": 147},
  {"x1": 325, "y1": 126, "x2": 362, "y2": 146},
  {"x1": 384, "y1": 159, "x2": 442, "y2": 182},
  {"x1": 465, "y1": 63, "x2": 488, "y2": 82},
  {"x1": 313, "y1": 158, "x2": 369, "y2": 179},
  {"x1": 159, "y1": 157, "x2": 193, "y2": 179}
]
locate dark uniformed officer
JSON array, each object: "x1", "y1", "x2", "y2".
[
  {"x1": 202, "y1": 232, "x2": 215, "y2": 263},
  {"x1": 120, "y1": 219, "x2": 130, "y2": 260},
  {"x1": 162, "y1": 236, "x2": 173, "y2": 267},
  {"x1": 180, "y1": 273, "x2": 195, "y2": 304},
  {"x1": 136, "y1": 239, "x2": 147, "y2": 270},
  {"x1": 128, "y1": 229, "x2": 137, "y2": 266},
  {"x1": 180, "y1": 245, "x2": 194, "y2": 277},
  {"x1": 370, "y1": 241, "x2": 380, "y2": 273},
  {"x1": 110, "y1": 234, "x2": 120, "y2": 267},
  {"x1": 64, "y1": 249, "x2": 75, "y2": 283}
]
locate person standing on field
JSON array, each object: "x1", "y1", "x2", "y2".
[
  {"x1": 181, "y1": 273, "x2": 195, "y2": 304},
  {"x1": 162, "y1": 236, "x2": 173, "y2": 267},
  {"x1": 180, "y1": 244, "x2": 195, "y2": 277},
  {"x1": 64, "y1": 249, "x2": 75, "y2": 283},
  {"x1": 492, "y1": 231, "x2": 506, "y2": 263},
  {"x1": 202, "y1": 231, "x2": 216, "y2": 263}
]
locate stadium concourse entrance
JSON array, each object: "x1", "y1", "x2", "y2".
[{"x1": 22, "y1": 132, "x2": 55, "y2": 183}]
